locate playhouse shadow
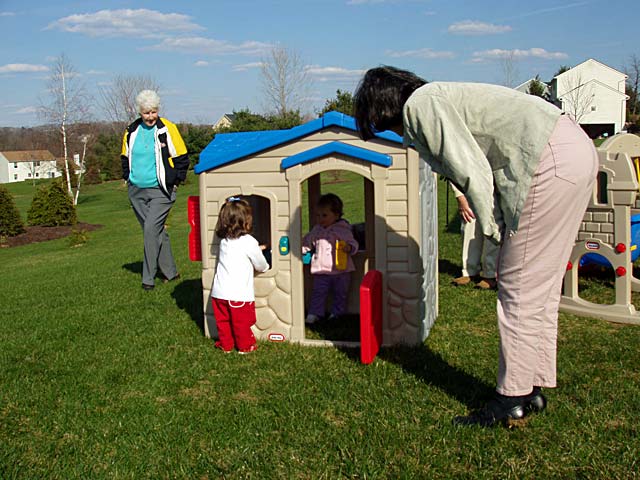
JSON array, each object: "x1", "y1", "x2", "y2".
[
  {"x1": 171, "y1": 278, "x2": 205, "y2": 334},
  {"x1": 378, "y1": 344, "x2": 494, "y2": 409}
]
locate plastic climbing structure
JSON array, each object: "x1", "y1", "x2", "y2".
[{"x1": 560, "y1": 133, "x2": 640, "y2": 325}]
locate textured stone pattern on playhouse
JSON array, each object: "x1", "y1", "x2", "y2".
[
  {"x1": 578, "y1": 210, "x2": 614, "y2": 243},
  {"x1": 197, "y1": 118, "x2": 438, "y2": 345}
]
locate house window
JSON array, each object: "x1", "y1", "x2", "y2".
[
  {"x1": 35, "y1": 173, "x2": 40, "y2": 178},
  {"x1": 591, "y1": 105, "x2": 597, "y2": 111},
  {"x1": 13, "y1": 174, "x2": 18, "y2": 180},
  {"x1": 13, "y1": 163, "x2": 17, "y2": 168},
  {"x1": 596, "y1": 171, "x2": 608, "y2": 205},
  {"x1": 27, "y1": 173, "x2": 31, "y2": 178},
  {"x1": 35, "y1": 161, "x2": 41, "y2": 167}
]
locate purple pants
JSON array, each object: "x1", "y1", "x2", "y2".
[{"x1": 308, "y1": 273, "x2": 351, "y2": 318}]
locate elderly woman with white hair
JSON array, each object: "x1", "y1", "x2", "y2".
[{"x1": 121, "y1": 90, "x2": 189, "y2": 290}]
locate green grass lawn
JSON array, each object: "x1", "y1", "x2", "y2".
[{"x1": 1, "y1": 174, "x2": 639, "y2": 479}]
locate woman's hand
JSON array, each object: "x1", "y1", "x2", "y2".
[{"x1": 456, "y1": 195, "x2": 476, "y2": 223}]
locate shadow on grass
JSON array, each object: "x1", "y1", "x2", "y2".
[
  {"x1": 171, "y1": 278, "x2": 204, "y2": 334},
  {"x1": 122, "y1": 261, "x2": 143, "y2": 275},
  {"x1": 372, "y1": 345, "x2": 493, "y2": 409},
  {"x1": 439, "y1": 258, "x2": 461, "y2": 278}
]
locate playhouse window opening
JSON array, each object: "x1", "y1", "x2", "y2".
[
  {"x1": 245, "y1": 194, "x2": 272, "y2": 269},
  {"x1": 576, "y1": 253, "x2": 616, "y2": 305},
  {"x1": 595, "y1": 171, "x2": 608, "y2": 205}
]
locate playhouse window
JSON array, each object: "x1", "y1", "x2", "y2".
[
  {"x1": 596, "y1": 171, "x2": 608, "y2": 205},
  {"x1": 245, "y1": 195, "x2": 272, "y2": 269}
]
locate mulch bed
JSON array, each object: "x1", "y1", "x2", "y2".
[{"x1": 1, "y1": 223, "x2": 103, "y2": 248}]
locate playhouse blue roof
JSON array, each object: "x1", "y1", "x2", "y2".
[{"x1": 194, "y1": 111, "x2": 403, "y2": 174}]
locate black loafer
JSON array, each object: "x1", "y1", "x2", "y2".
[
  {"x1": 142, "y1": 283, "x2": 155, "y2": 291},
  {"x1": 526, "y1": 392, "x2": 547, "y2": 413},
  {"x1": 453, "y1": 398, "x2": 526, "y2": 428}
]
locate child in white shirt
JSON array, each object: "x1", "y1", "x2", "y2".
[{"x1": 211, "y1": 196, "x2": 269, "y2": 354}]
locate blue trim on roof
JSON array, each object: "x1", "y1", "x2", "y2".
[
  {"x1": 194, "y1": 111, "x2": 403, "y2": 174},
  {"x1": 281, "y1": 141, "x2": 392, "y2": 169}
]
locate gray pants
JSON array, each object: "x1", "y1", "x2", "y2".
[{"x1": 128, "y1": 184, "x2": 178, "y2": 286}]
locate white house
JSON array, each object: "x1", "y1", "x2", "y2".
[
  {"x1": 212, "y1": 113, "x2": 235, "y2": 131},
  {"x1": 549, "y1": 58, "x2": 628, "y2": 137},
  {"x1": 0, "y1": 150, "x2": 61, "y2": 184}
]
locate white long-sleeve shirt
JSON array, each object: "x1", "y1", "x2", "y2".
[{"x1": 211, "y1": 234, "x2": 269, "y2": 302}]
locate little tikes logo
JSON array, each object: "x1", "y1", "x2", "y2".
[
  {"x1": 585, "y1": 241, "x2": 600, "y2": 250},
  {"x1": 268, "y1": 333, "x2": 285, "y2": 342}
]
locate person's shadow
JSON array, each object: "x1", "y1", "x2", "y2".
[
  {"x1": 377, "y1": 345, "x2": 494, "y2": 410},
  {"x1": 171, "y1": 278, "x2": 205, "y2": 334}
]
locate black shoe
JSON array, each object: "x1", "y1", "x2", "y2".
[
  {"x1": 142, "y1": 283, "x2": 155, "y2": 291},
  {"x1": 525, "y1": 391, "x2": 547, "y2": 414},
  {"x1": 453, "y1": 398, "x2": 526, "y2": 428}
]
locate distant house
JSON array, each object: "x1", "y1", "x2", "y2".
[
  {"x1": 212, "y1": 113, "x2": 235, "y2": 131},
  {"x1": 515, "y1": 78, "x2": 550, "y2": 98},
  {"x1": 0, "y1": 150, "x2": 61, "y2": 184},
  {"x1": 549, "y1": 58, "x2": 628, "y2": 138}
]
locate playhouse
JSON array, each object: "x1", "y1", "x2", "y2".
[
  {"x1": 192, "y1": 111, "x2": 439, "y2": 347},
  {"x1": 560, "y1": 133, "x2": 640, "y2": 324}
]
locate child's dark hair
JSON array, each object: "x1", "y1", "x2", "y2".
[
  {"x1": 318, "y1": 193, "x2": 343, "y2": 218},
  {"x1": 353, "y1": 65, "x2": 427, "y2": 141},
  {"x1": 215, "y1": 196, "x2": 253, "y2": 239}
]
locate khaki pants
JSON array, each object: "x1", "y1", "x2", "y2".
[
  {"x1": 460, "y1": 218, "x2": 500, "y2": 279},
  {"x1": 496, "y1": 116, "x2": 598, "y2": 396}
]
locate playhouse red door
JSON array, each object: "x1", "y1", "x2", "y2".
[{"x1": 360, "y1": 270, "x2": 383, "y2": 364}]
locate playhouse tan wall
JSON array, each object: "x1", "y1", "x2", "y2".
[{"x1": 198, "y1": 127, "x2": 429, "y2": 345}]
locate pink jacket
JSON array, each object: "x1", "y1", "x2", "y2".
[{"x1": 302, "y1": 219, "x2": 359, "y2": 275}]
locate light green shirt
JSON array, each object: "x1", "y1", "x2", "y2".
[{"x1": 403, "y1": 82, "x2": 561, "y2": 243}]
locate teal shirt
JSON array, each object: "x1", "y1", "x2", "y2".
[{"x1": 129, "y1": 124, "x2": 159, "y2": 188}]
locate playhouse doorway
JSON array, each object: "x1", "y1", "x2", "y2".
[{"x1": 300, "y1": 169, "x2": 374, "y2": 343}]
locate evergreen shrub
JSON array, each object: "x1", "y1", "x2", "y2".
[
  {"x1": 27, "y1": 181, "x2": 77, "y2": 226},
  {"x1": 0, "y1": 185, "x2": 26, "y2": 237}
]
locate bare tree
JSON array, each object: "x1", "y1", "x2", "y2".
[
  {"x1": 99, "y1": 74, "x2": 161, "y2": 132},
  {"x1": 560, "y1": 74, "x2": 595, "y2": 124},
  {"x1": 625, "y1": 54, "x2": 640, "y2": 117},
  {"x1": 39, "y1": 54, "x2": 90, "y2": 196},
  {"x1": 260, "y1": 46, "x2": 312, "y2": 116},
  {"x1": 72, "y1": 134, "x2": 91, "y2": 206},
  {"x1": 499, "y1": 51, "x2": 520, "y2": 88}
]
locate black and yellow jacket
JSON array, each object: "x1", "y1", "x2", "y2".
[{"x1": 121, "y1": 117, "x2": 189, "y2": 198}]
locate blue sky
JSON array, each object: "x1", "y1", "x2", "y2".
[{"x1": 1, "y1": 0, "x2": 637, "y2": 127}]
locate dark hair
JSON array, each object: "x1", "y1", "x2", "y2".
[
  {"x1": 353, "y1": 65, "x2": 427, "y2": 140},
  {"x1": 215, "y1": 196, "x2": 253, "y2": 239},
  {"x1": 317, "y1": 193, "x2": 343, "y2": 218}
]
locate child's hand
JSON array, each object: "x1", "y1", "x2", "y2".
[{"x1": 260, "y1": 243, "x2": 270, "y2": 251}]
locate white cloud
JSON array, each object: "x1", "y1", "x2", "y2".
[
  {"x1": 304, "y1": 65, "x2": 366, "y2": 82},
  {"x1": 146, "y1": 36, "x2": 272, "y2": 56},
  {"x1": 194, "y1": 60, "x2": 209, "y2": 67},
  {"x1": 46, "y1": 9, "x2": 203, "y2": 38},
  {"x1": 0, "y1": 12, "x2": 16, "y2": 17},
  {"x1": 16, "y1": 106, "x2": 37, "y2": 114},
  {"x1": 448, "y1": 20, "x2": 512, "y2": 35},
  {"x1": 232, "y1": 62, "x2": 264, "y2": 71},
  {"x1": 86, "y1": 69, "x2": 107, "y2": 75},
  {"x1": 471, "y1": 48, "x2": 569, "y2": 63},
  {"x1": 0, "y1": 63, "x2": 49, "y2": 74},
  {"x1": 385, "y1": 48, "x2": 455, "y2": 59}
]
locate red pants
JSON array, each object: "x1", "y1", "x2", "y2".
[{"x1": 211, "y1": 298, "x2": 257, "y2": 351}]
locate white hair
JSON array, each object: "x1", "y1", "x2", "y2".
[{"x1": 135, "y1": 90, "x2": 161, "y2": 113}]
